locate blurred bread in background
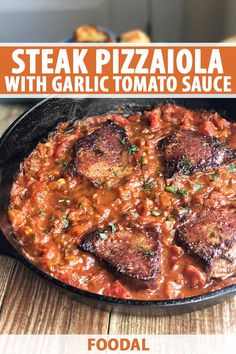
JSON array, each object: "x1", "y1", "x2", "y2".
[
  {"x1": 222, "y1": 35, "x2": 236, "y2": 43},
  {"x1": 74, "y1": 25, "x2": 150, "y2": 43},
  {"x1": 120, "y1": 29, "x2": 150, "y2": 43},
  {"x1": 74, "y1": 25, "x2": 114, "y2": 43}
]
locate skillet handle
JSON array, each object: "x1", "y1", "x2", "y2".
[{"x1": 0, "y1": 230, "x2": 18, "y2": 258}]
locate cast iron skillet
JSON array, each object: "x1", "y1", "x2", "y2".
[{"x1": 0, "y1": 97, "x2": 236, "y2": 316}]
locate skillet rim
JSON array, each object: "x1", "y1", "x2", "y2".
[{"x1": 0, "y1": 96, "x2": 236, "y2": 309}]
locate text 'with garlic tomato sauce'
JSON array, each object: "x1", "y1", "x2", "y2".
[{"x1": 9, "y1": 104, "x2": 236, "y2": 300}]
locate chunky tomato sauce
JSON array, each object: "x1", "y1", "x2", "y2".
[{"x1": 9, "y1": 104, "x2": 236, "y2": 300}]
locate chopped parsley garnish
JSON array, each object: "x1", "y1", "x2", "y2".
[
  {"x1": 109, "y1": 223, "x2": 116, "y2": 233},
  {"x1": 119, "y1": 137, "x2": 126, "y2": 145},
  {"x1": 141, "y1": 179, "x2": 156, "y2": 191},
  {"x1": 94, "y1": 180, "x2": 101, "y2": 186},
  {"x1": 99, "y1": 233, "x2": 108, "y2": 240},
  {"x1": 202, "y1": 141, "x2": 210, "y2": 146},
  {"x1": 210, "y1": 173, "x2": 220, "y2": 181},
  {"x1": 150, "y1": 210, "x2": 160, "y2": 217},
  {"x1": 215, "y1": 139, "x2": 221, "y2": 146},
  {"x1": 193, "y1": 184, "x2": 202, "y2": 191},
  {"x1": 229, "y1": 164, "x2": 235, "y2": 173},
  {"x1": 128, "y1": 145, "x2": 139, "y2": 154},
  {"x1": 104, "y1": 183, "x2": 111, "y2": 190},
  {"x1": 122, "y1": 192, "x2": 131, "y2": 200},
  {"x1": 113, "y1": 170, "x2": 119, "y2": 176},
  {"x1": 57, "y1": 160, "x2": 73, "y2": 170},
  {"x1": 144, "y1": 250, "x2": 155, "y2": 256},
  {"x1": 165, "y1": 186, "x2": 176, "y2": 194},
  {"x1": 62, "y1": 215, "x2": 73, "y2": 229},
  {"x1": 137, "y1": 244, "x2": 146, "y2": 250},
  {"x1": 44, "y1": 229, "x2": 50, "y2": 234},
  {"x1": 137, "y1": 244, "x2": 155, "y2": 256},
  {"x1": 179, "y1": 160, "x2": 192, "y2": 175},
  {"x1": 78, "y1": 202, "x2": 84, "y2": 208},
  {"x1": 49, "y1": 215, "x2": 55, "y2": 222},
  {"x1": 209, "y1": 231, "x2": 216, "y2": 238},
  {"x1": 166, "y1": 186, "x2": 188, "y2": 195}
]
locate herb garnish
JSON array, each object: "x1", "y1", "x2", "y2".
[
  {"x1": 99, "y1": 233, "x2": 108, "y2": 240},
  {"x1": 210, "y1": 173, "x2": 220, "y2": 181},
  {"x1": 179, "y1": 160, "x2": 192, "y2": 175},
  {"x1": 57, "y1": 160, "x2": 73, "y2": 170},
  {"x1": 150, "y1": 210, "x2": 160, "y2": 217},
  {"x1": 193, "y1": 184, "x2": 202, "y2": 191},
  {"x1": 144, "y1": 250, "x2": 155, "y2": 256},
  {"x1": 141, "y1": 179, "x2": 156, "y2": 191},
  {"x1": 119, "y1": 137, "x2": 126, "y2": 145},
  {"x1": 62, "y1": 215, "x2": 73, "y2": 229},
  {"x1": 49, "y1": 215, "x2": 55, "y2": 222},
  {"x1": 113, "y1": 170, "x2": 119, "y2": 176},
  {"x1": 229, "y1": 164, "x2": 235, "y2": 173},
  {"x1": 166, "y1": 186, "x2": 188, "y2": 195},
  {"x1": 128, "y1": 145, "x2": 139, "y2": 154},
  {"x1": 109, "y1": 223, "x2": 116, "y2": 233},
  {"x1": 209, "y1": 231, "x2": 216, "y2": 238},
  {"x1": 202, "y1": 141, "x2": 210, "y2": 146},
  {"x1": 137, "y1": 244, "x2": 155, "y2": 256},
  {"x1": 122, "y1": 192, "x2": 131, "y2": 200}
]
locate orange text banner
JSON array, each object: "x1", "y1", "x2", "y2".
[{"x1": 0, "y1": 44, "x2": 235, "y2": 96}]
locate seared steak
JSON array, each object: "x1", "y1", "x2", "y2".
[
  {"x1": 79, "y1": 224, "x2": 160, "y2": 281},
  {"x1": 158, "y1": 130, "x2": 236, "y2": 178},
  {"x1": 176, "y1": 207, "x2": 236, "y2": 278},
  {"x1": 73, "y1": 120, "x2": 135, "y2": 186}
]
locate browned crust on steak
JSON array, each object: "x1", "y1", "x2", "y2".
[
  {"x1": 175, "y1": 207, "x2": 236, "y2": 278},
  {"x1": 73, "y1": 120, "x2": 136, "y2": 186},
  {"x1": 158, "y1": 130, "x2": 236, "y2": 178},
  {"x1": 79, "y1": 224, "x2": 160, "y2": 281}
]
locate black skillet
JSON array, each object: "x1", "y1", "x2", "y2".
[{"x1": 0, "y1": 97, "x2": 236, "y2": 316}]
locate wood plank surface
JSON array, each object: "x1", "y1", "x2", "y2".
[
  {"x1": 0, "y1": 103, "x2": 235, "y2": 335},
  {"x1": 108, "y1": 298, "x2": 236, "y2": 334}
]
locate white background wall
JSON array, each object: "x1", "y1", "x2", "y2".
[{"x1": 0, "y1": 0, "x2": 235, "y2": 42}]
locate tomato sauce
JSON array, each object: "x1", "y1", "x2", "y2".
[{"x1": 8, "y1": 104, "x2": 236, "y2": 300}]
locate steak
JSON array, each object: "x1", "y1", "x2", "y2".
[
  {"x1": 73, "y1": 120, "x2": 136, "y2": 186},
  {"x1": 158, "y1": 130, "x2": 236, "y2": 178},
  {"x1": 79, "y1": 224, "x2": 160, "y2": 281},
  {"x1": 175, "y1": 207, "x2": 236, "y2": 278}
]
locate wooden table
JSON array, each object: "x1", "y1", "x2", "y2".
[{"x1": 0, "y1": 104, "x2": 235, "y2": 335}]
